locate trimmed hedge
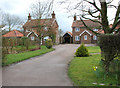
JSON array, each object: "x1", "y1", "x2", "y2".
[
  {"x1": 98, "y1": 34, "x2": 120, "y2": 73},
  {"x1": 45, "y1": 39, "x2": 53, "y2": 49},
  {"x1": 75, "y1": 44, "x2": 89, "y2": 57}
]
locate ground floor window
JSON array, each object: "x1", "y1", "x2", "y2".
[
  {"x1": 84, "y1": 35, "x2": 87, "y2": 40},
  {"x1": 93, "y1": 35, "x2": 97, "y2": 40},
  {"x1": 75, "y1": 36, "x2": 79, "y2": 41}
]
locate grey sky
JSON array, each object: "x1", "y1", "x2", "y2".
[{"x1": 0, "y1": 0, "x2": 119, "y2": 32}]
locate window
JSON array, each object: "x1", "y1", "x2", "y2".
[
  {"x1": 31, "y1": 36, "x2": 34, "y2": 40},
  {"x1": 75, "y1": 27, "x2": 80, "y2": 32},
  {"x1": 84, "y1": 35, "x2": 87, "y2": 40},
  {"x1": 26, "y1": 30, "x2": 30, "y2": 32},
  {"x1": 75, "y1": 36, "x2": 79, "y2": 41},
  {"x1": 93, "y1": 35, "x2": 97, "y2": 40},
  {"x1": 44, "y1": 27, "x2": 48, "y2": 30},
  {"x1": 94, "y1": 29, "x2": 98, "y2": 31}
]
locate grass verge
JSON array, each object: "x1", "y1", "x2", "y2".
[
  {"x1": 68, "y1": 46, "x2": 118, "y2": 86},
  {"x1": 3, "y1": 46, "x2": 54, "y2": 66}
]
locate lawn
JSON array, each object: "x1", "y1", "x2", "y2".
[
  {"x1": 3, "y1": 46, "x2": 54, "y2": 66},
  {"x1": 68, "y1": 46, "x2": 118, "y2": 86},
  {"x1": 87, "y1": 46, "x2": 101, "y2": 53}
]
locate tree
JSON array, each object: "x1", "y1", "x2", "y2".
[
  {"x1": 60, "y1": 0, "x2": 120, "y2": 73},
  {"x1": 3, "y1": 13, "x2": 23, "y2": 31},
  {"x1": 61, "y1": 0, "x2": 120, "y2": 34},
  {"x1": 58, "y1": 29, "x2": 64, "y2": 43},
  {"x1": 0, "y1": 8, "x2": 5, "y2": 26},
  {"x1": 30, "y1": 0, "x2": 54, "y2": 48}
]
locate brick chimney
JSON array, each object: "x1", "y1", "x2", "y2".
[
  {"x1": 52, "y1": 11, "x2": 55, "y2": 18},
  {"x1": 28, "y1": 13, "x2": 31, "y2": 20},
  {"x1": 74, "y1": 14, "x2": 76, "y2": 21}
]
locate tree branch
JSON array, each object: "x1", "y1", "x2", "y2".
[
  {"x1": 82, "y1": 15, "x2": 102, "y2": 25},
  {"x1": 88, "y1": 10, "x2": 100, "y2": 18},
  {"x1": 84, "y1": 0, "x2": 101, "y2": 12},
  {"x1": 80, "y1": 17, "x2": 99, "y2": 35},
  {"x1": 111, "y1": 4, "x2": 120, "y2": 32}
]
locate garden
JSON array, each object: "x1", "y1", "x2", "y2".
[
  {"x1": 2, "y1": 37, "x2": 54, "y2": 66},
  {"x1": 68, "y1": 36, "x2": 120, "y2": 86}
]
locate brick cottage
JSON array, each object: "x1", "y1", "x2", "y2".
[
  {"x1": 23, "y1": 11, "x2": 59, "y2": 44},
  {"x1": 71, "y1": 15, "x2": 104, "y2": 44}
]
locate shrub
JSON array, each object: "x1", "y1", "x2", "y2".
[
  {"x1": 75, "y1": 44, "x2": 89, "y2": 57},
  {"x1": 98, "y1": 34, "x2": 120, "y2": 73},
  {"x1": 45, "y1": 39, "x2": 53, "y2": 49},
  {"x1": 21, "y1": 37, "x2": 30, "y2": 50}
]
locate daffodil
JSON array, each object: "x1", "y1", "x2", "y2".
[{"x1": 93, "y1": 66, "x2": 97, "y2": 71}]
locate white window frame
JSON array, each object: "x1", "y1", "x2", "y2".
[
  {"x1": 93, "y1": 35, "x2": 97, "y2": 40},
  {"x1": 94, "y1": 29, "x2": 98, "y2": 31},
  {"x1": 75, "y1": 36, "x2": 79, "y2": 41},
  {"x1": 75, "y1": 27, "x2": 80, "y2": 32},
  {"x1": 31, "y1": 36, "x2": 34, "y2": 40},
  {"x1": 44, "y1": 27, "x2": 48, "y2": 30},
  {"x1": 84, "y1": 35, "x2": 87, "y2": 40}
]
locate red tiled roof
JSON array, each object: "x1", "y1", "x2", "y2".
[
  {"x1": 67, "y1": 31, "x2": 72, "y2": 36},
  {"x1": 97, "y1": 30, "x2": 104, "y2": 34},
  {"x1": 3, "y1": 30, "x2": 24, "y2": 37},
  {"x1": 72, "y1": 20, "x2": 101, "y2": 28},
  {"x1": 23, "y1": 18, "x2": 58, "y2": 29}
]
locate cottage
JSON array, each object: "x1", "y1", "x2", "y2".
[
  {"x1": 23, "y1": 11, "x2": 59, "y2": 44},
  {"x1": 71, "y1": 15, "x2": 103, "y2": 44}
]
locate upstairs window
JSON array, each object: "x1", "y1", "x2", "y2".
[
  {"x1": 75, "y1": 27, "x2": 80, "y2": 32},
  {"x1": 94, "y1": 29, "x2": 98, "y2": 31},
  {"x1": 84, "y1": 35, "x2": 87, "y2": 40},
  {"x1": 44, "y1": 27, "x2": 48, "y2": 30}
]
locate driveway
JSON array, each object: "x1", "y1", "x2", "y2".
[{"x1": 2, "y1": 44, "x2": 95, "y2": 86}]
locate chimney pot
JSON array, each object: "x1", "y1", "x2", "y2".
[
  {"x1": 28, "y1": 13, "x2": 31, "y2": 20},
  {"x1": 52, "y1": 11, "x2": 55, "y2": 18}
]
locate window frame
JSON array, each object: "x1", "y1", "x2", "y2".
[
  {"x1": 75, "y1": 36, "x2": 80, "y2": 41},
  {"x1": 84, "y1": 35, "x2": 87, "y2": 40},
  {"x1": 44, "y1": 27, "x2": 48, "y2": 30},
  {"x1": 75, "y1": 27, "x2": 80, "y2": 32},
  {"x1": 93, "y1": 35, "x2": 97, "y2": 40},
  {"x1": 31, "y1": 36, "x2": 35, "y2": 40},
  {"x1": 93, "y1": 29, "x2": 98, "y2": 31}
]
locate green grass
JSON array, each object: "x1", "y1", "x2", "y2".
[
  {"x1": 87, "y1": 46, "x2": 101, "y2": 53},
  {"x1": 3, "y1": 46, "x2": 54, "y2": 66},
  {"x1": 68, "y1": 46, "x2": 118, "y2": 86},
  {"x1": 68, "y1": 54, "x2": 118, "y2": 86}
]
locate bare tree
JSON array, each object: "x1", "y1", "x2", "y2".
[
  {"x1": 3, "y1": 13, "x2": 23, "y2": 31},
  {"x1": 30, "y1": 0, "x2": 54, "y2": 48},
  {"x1": 58, "y1": 29, "x2": 64, "y2": 43},
  {"x1": 0, "y1": 8, "x2": 5, "y2": 27}
]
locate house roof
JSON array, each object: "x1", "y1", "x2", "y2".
[
  {"x1": 63, "y1": 31, "x2": 72, "y2": 37},
  {"x1": 97, "y1": 30, "x2": 104, "y2": 34},
  {"x1": 3, "y1": 30, "x2": 24, "y2": 37},
  {"x1": 72, "y1": 20, "x2": 101, "y2": 28},
  {"x1": 27, "y1": 32, "x2": 38, "y2": 37},
  {"x1": 79, "y1": 30, "x2": 92, "y2": 36},
  {"x1": 23, "y1": 18, "x2": 59, "y2": 29}
]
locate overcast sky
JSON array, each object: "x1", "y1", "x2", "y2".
[{"x1": 0, "y1": 0, "x2": 119, "y2": 32}]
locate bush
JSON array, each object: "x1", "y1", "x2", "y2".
[
  {"x1": 21, "y1": 37, "x2": 30, "y2": 50},
  {"x1": 98, "y1": 34, "x2": 120, "y2": 73},
  {"x1": 45, "y1": 39, "x2": 53, "y2": 49},
  {"x1": 75, "y1": 44, "x2": 89, "y2": 57}
]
